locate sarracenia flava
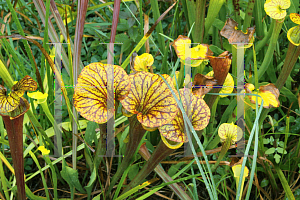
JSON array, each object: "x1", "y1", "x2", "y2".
[
  {"x1": 73, "y1": 64, "x2": 180, "y2": 195},
  {"x1": 121, "y1": 88, "x2": 210, "y2": 194},
  {"x1": 0, "y1": 75, "x2": 37, "y2": 200}
]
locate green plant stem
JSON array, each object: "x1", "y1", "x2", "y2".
[
  {"x1": 274, "y1": 164, "x2": 295, "y2": 200},
  {"x1": 45, "y1": 156, "x2": 58, "y2": 200},
  {"x1": 253, "y1": 0, "x2": 264, "y2": 39},
  {"x1": 93, "y1": 123, "x2": 106, "y2": 170},
  {"x1": 245, "y1": 19, "x2": 275, "y2": 67},
  {"x1": 138, "y1": 143, "x2": 192, "y2": 200},
  {"x1": 232, "y1": 46, "x2": 237, "y2": 82},
  {"x1": 106, "y1": 115, "x2": 147, "y2": 196},
  {"x1": 194, "y1": 0, "x2": 205, "y2": 43},
  {"x1": 242, "y1": 0, "x2": 255, "y2": 33},
  {"x1": 120, "y1": 2, "x2": 176, "y2": 69},
  {"x1": 121, "y1": 139, "x2": 175, "y2": 195},
  {"x1": 185, "y1": 0, "x2": 196, "y2": 41},
  {"x1": 256, "y1": 19, "x2": 283, "y2": 81},
  {"x1": 207, "y1": 96, "x2": 220, "y2": 137},
  {"x1": 275, "y1": 44, "x2": 300, "y2": 89},
  {"x1": 211, "y1": 136, "x2": 232, "y2": 172}
]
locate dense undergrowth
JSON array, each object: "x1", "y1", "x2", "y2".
[{"x1": 0, "y1": 0, "x2": 299, "y2": 199}]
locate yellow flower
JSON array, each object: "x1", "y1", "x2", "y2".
[
  {"x1": 264, "y1": 0, "x2": 290, "y2": 20},
  {"x1": 27, "y1": 91, "x2": 48, "y2": 104},
  {"x1": 133, "y1": 53, "x2": 154, "y2": 72},
  {"x1": 232, "y1": 164, "x2": 249, "y2": 200},
  {"x1": 218, "y1": 122, "x2": 243, "y2": 144},
  {"x1": 37, "y1": 146, "x2": 50, "y2": 155},
  {"x1": 287, "y1": 13, "x2": 300, "y2": 46},
  {"x1": 172, "y1": 35, "x2": 213, "y2": 67},
  {"x1": 206, "y1": 71, "x2": 234, "y2": 97}
]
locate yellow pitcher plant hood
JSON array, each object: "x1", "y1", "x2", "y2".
[
  {"x1": 287, "y1": 13, "x2": 300, "y2": 46},
  {"x1": 120, "y1": 71, "x2": 179, "y2": 128},
  {"x1": 74, "y1": 62, "x2": 131, "y2": 124},
  {"x1": 0, "y1": 75, "x2": 37, "y2": 119},
  {"x1": 218, "y1": 122, "x2": 243, "y2": 144},
  {"x1": 159, "y1": 88, "x2": 210, "y2": 148},
  {"x1": 264, "y1": 0, "x2": 290, "y2": 20}
]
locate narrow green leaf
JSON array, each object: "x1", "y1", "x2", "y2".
[
  {"x1": 84, "y1": 166, "x2": 97, "y2": 199},
  {"x1": 275, "y1": 164, "x2": 296, "y2": 200}
]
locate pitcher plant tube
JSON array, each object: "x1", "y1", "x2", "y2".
[
  {"x1": 0, "y1": 75, "x2": 37, "y2": 200},
  {"x1": 255, "y1": 0, "x2": 290, "y2": 80},
  {"x1": 108, "y1": 71, "x2": 179, "y2": 194},
  {"x1": 138, "y1": 143, "x2": 192, "y2": 200},
  {"x1": 122, "y1": 88, "x2": 210, "y2": 194}
]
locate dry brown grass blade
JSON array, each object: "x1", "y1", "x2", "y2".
[
  {"x1": 254, "y1": 172, "x2": 272, "y2": 200},
  {"x1": 15, "y1": 10, "x2": 33, "y2": 24},
  {"x1": 143, "y1": 186, "x2": 174, "y2": 200},
  {"x1": 144, "y1": 13, "x2": 150, "y2": 53},
  {"x1": 1, "y1": 12, "x2": 11, "y2": 33},
  {"x1": 11, "y1": 36, "x2": 51, "y2": 41}
]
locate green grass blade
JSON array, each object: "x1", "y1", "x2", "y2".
[{"x1": 274, "y1": 165, "x2": 295, "y2": 200}]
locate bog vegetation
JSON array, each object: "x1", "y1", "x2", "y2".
[{"x1": 0, "y1": 0, "x2": 299, "y2": 199}]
